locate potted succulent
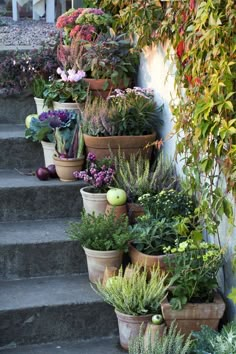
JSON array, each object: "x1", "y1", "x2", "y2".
[
  {"x1": 43, "y1": 67, "x2": 88, "y2": 113},
  {"x1": 67, "y1": 210, "x2": 131, "y2": 283},
  {"x1": 73, "y1": 152, "x2": 115, "y2": 215},
  {"x1": 53, "y1": 116, "x2": 85, "y2": 182},
  {"x1": 94, "y1": 263, "x2": 170, "y2": 350},
  {"x1": 161, "y1": 239, "x2": 225, "y2": 335},
  {"x1": 82, "y1": 87, "x2": 163, "y2": 159},
  {"x1": 25, "y1": 110, "x2": 77, "y2": 167}
]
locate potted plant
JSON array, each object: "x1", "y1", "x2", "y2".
[
  {"x1": 67, "y1": 210, "x2": 131, "y2": 283},
  {"x1": 25, "y1": 110, "x2": 77, "y2": 167},
  {"x1": 113, "y1": 151, "x2": 178, "y2": 223},
  {"x1": 43, "y1": 67, "x2": 88, "y2": 113},
  {"x1": 161, "y1": 239, "x2": 225, "y2": 335},
  {"x1": 129, "y1": 320, "x2": 193, "y2": 354},
  {"x1": 94, "y1": 263, "x2": 170, "y2": 350},
  {"x1": 73, "y1": 152, "x2": 115, "y2": 215},
  {"x1": 32, "y1": 76, "x2": 49, "y2": 114},
  {"x1": 82, "y1": 87, "x2": 163, "y2": 159},
  {"x1": 53, "y1": 116, "x2": 85, "y2": 182}
]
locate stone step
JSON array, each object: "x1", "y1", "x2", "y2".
[
  {"x1": 0, "y1": 274, "x2": 118, "y2": 347},
  {"x1": 0, "y1": 170, "x2": 85, "y2": 222},
  {"x1": 0, "y1": 124, "x2": 44, "y2": 169},
  {"x1": 0, "y1": 337, "x2": 124, "y2": 354},
  {"x1": 0, "y1": 93, "x2": 36, "y2": 124},
  {"x1": 0, "y1": 218, "x2": 87, "y2": 280}
]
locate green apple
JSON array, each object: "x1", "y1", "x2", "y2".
[
  {"x1": 106, "y1": 188, "x2": 127, "y2": 206},
  {"x1": 25, "y1": 114, "x2": 38, "y2": 128},
  {"x1": 152, "y1": 314, "x2": 163, "y2": 325}
]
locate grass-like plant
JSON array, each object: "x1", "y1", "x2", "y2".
[
  {"x1": 128, "y1": 321, "x2": 192, "y2": 354},
  {"x1": 94, "y1": 263, "x2": 170, "y2": 315},
  {"x1": 67, "y1": 210, "x2": 131, "y2": 251}
]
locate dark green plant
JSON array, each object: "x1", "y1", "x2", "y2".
[
  {"x1": 113, "y1": 152, "x2": 177, "y2": 203},
  {"x1": 164, "y1": 239, "x2": 224, "y2": 310},
  {"x1": 128, "y1": 321, "x2": 193, "y2": 354},
  {"x1": 94, "y1": 263, "x2": 170, "y2": 315},
  {"x1": 191, "y1": 322, "x2": 236, "y2": 354},
  {"x1": 67, "y1": 211, "x2": 131, "y2": 251},
  {"x1": 130, "y1": 216, "x2": 179, "y2": 256},
  {"x1": 32, "y1": 76, "x2": 48, "y2": 98},
  {"x1": 81, "y1": 31, "x2": 139, "y2": 88}
]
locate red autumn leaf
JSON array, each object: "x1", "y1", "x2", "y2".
[
  {"x1": 190, "y1": 0, "x2": 195, "y2": 11},
  {"x1": 176, "y1": 40, "x2": 185, "y2": 59}
]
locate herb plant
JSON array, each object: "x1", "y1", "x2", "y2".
[
  {"x1": 94, "y1": 263, "x2": 170, "y2": 315},
  {"x1": 128, "y1": 321, "x2": 192, "y2": 354},
  {"x1": 67, "y1": 210, "x2": 131, "y2": 251},
  {"x1": 164, "y1": 239, "x2": 224, "y2": 310}
]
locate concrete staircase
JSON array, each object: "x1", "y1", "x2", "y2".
[{"x1": 0, "y1": 102, "x2": 123, "y2": 353}]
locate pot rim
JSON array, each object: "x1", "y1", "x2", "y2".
[
  {"x1": 80, "y1": 186, "x2": 107, "y2": 196},
  {"x1": 115, "y1": 309, "x2": 153, "y2": 320},
  {"x1": 83, "y1": 246, "x2": 123, "y2": 257},
  {"x1": 83, "y1": 131, "x2": 156, "y2": 140}
]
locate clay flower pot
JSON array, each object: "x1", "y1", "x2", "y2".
[
  {"x1": 53, "y1": 101, "x2": 83, "y2": 116},
  {"x1": 41, "y1": 140, "x2": 55, "y2": 167},
  {"x1": 127, "y1": 203, "x2": 145, "y2": 224},
  {"x1": 83, "y1": 247, "x2": 123, "y2": 283},
  {"x1": 144, "y1": 322, "x2": 166, "y2": 349},
  {"x1": 80, "y1": 186, "x2": 108, "y2": 216},
  {"x1": 115, "y1": 310, "x2": 153, "y2": 350},
  {"x1": 83, "y1": 132, "x2": 156, "y2": 160},
  {"x1": 84, "y1": 78, "x2": 128, "y2": 99},
  {"x1": 161, "y1": 292, "x2": 225, "y2": 336},
  {"x1": 53, "y1": 156, "x2": 84, "y2": 182},
  {"x1": 105, "y1": 203, "x2": 127, "y2": 220}
]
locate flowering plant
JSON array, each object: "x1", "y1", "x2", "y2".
[
  {"x1": 56, "y1": 8, "x2": 112, "y2": 44},
  {"x1": 43, "y1": 67, "x2": 88, "y2": 108},
  {"x1": 25, "y1": 109, "x2": 77, "y2": 143},
  {"x1": 73, "y1": 152, "x2": 115, "y2": 192}
]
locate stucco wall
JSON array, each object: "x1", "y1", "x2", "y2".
[{"x1": 138, "y1": 44, "x2": 236, "y2": 320}]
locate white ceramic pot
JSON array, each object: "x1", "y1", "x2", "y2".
[
  {"x1": 53, "y1": 101, "x2": 82, "y2": 117},
  {"x1": 34, "y1": 97, "x2": 49, "y2": 115},
  {"x1": 41, "y1": 141, "x2": 55, "y2": 167},
  {"x1": 80, "y1": 186, "x2": 108, "y2": 216}
]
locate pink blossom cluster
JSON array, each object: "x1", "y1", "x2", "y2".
[
  {"x1": 73, "y1": 153, "x2": 115, "y2": 192},
  {"x1": 56, "y1": 67, "x2": 86, "y2": 82},
  {"x1": 70, "y1": 24, "x2": 96, "y2": 40}
]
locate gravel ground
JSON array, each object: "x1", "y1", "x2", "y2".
[{"x1": 0, "y1": 13, "x2": 60, "y2": 48}]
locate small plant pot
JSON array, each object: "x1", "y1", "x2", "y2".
[
  {"x1": 144, "y1": 322, "x2": 166, "y2": 349},
  {"x1": 80, "y1": 186, "x2": 108, "y2": 216},
  {"x1": 53, "y1": 156, "x2": 84, "y2": 182},
  {"x1": 161, "y1": 292, "x2": 225, "y2": 336},
  {"x1": 102, "y1": 266, "x2": 119, "y2": 286},
  {"x1": 53, "y1": 101, "x2": 83, "y2": 116},
  {"x1": 105, "y1": 203, "x2": 127, "y2": 220},
  {"x1": 83, "y1": 247, "x2": 123, "y2": 283},
  {"x1": 115, "y1": 310, "x2": 153, "y2": 350},
  {"x1": 41, "y1": 141, "x2": 55, "y2": 167},
  {"x1": 127, "y1": 203, "x2": 145, "y2": 225},
  {"x1": 34, "y1": 97, "x2": 49, "y2": 115}
]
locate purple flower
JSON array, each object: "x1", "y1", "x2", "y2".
[{"x1": 87, "y1": 152, "x2": 96, "y2": 162}]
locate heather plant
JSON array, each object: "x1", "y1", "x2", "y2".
[
  {"x1": 128, "y1": 321, "x2": 192, "y2": 354},
  {"x1": 73, "y1": 152, "x2": 115, "y2": 192}
]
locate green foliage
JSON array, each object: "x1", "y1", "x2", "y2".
[
  {"x1": 43, "y1": 78, "x2": 88, "y2": 108},
  {"x1": 128, "y1": 321, "x2": 193, "y2": 354},
  {"x1": 164, "y1": 240, "x2": 224, "y2": 310},
  {"x1": 84, "y1": 0, "x2": 165, "y2": 49},
  {"x1": 67, "y1": 210, "x2": 131, "y2": 251},
  {"x1": 191, "y1": 322, "x2": 236, "y2": 354},
  {"x1": 32, "y1": 77, "x2": 48, "y2": 98},
  {"x1": 25, "y1": 116, "x2": 54, "y2": 143},
  {"x1": 113, "y1": 152, "x2": 177, "y2": 202},
  {"x1": 94, "y1": 263, "x2": 170, "y2": 315}
]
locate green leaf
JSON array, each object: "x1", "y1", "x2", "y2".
[{"x1": 228, "y1": 288, "x2": 236, "y2": 304}]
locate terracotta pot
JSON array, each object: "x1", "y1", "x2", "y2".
[
  {"x1": 128, "y1": 242, "x2": 170, "y2": 273},
  {"x1": 161, "y1": 292, "x2": 225, "y2": 336},
  {"x1": 80, "y1": 186, "x2": 108, "y2": 216},
  {"x1": 34, "y1": 97, "x2": 49, "y2": 115},
  {"x1": 144, "y1": 323, "x2": 166, "y2": 349},
  {"x1": 115, "y1": 310, "x2": 153, "y2": 350},
  {"x1": 53, "y1": 156, "x2": 84, "y2": 182},
  {"x1": 53, "y1": 101, "x2": 83, "y2": 116},
  {"x1": 41, "y1": 141, "x2": 55, "y2": 167},
  {"x1": 102, "y1": 266, "x2": 119, "y2": 286},
  {"x1": 105, "y1": 203, "x2": 127, "y2": 220},
  {"x1": 84, "y1": 78, "x2": 128, "y2": 99},
  {"x1": 127, "y1": 203, "x2": 145, "y2": 225},
  {"x1": 83, "y1": 247, "x2": 123, "y2": 283},
  {"x1": 83, "y1": 132, "x2": 156, "y2": 160}
]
